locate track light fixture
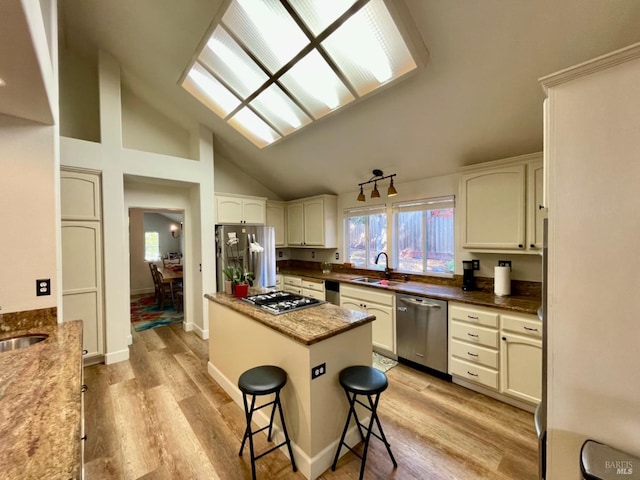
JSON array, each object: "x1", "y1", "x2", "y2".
[{"x1": 357, "y1": 170, "x2": 397, "y2": 202}]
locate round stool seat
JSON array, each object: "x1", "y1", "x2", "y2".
[
  {"x1": 339, "y1": 365, "x2": 388, "y2": 395},
  {"x1": 238, "y1": 365, "x2": 287, "y2": 395}
]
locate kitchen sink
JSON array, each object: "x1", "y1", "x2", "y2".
[
  {"x1": 351, "y1": 277, "x2": 402, "y2": 287},
  {"x1": 0, "y1": 334, "x2": 48, "y2": 353},
  {"x1": 351, "y1": 277, "x2": 381, "y2": 284}
]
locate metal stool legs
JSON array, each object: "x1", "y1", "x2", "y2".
[
  {"x1": 331, "y1": 388, "x2": 397, "y2": 480},
  {"x1": 239, "y1": 389, "x2": 297, "y2": 480}
]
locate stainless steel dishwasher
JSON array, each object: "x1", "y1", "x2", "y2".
[{"x1": 396, "y1": 293, "x2": 448, "y2": 375}]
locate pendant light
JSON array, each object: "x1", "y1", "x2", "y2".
[{"x1": 356, "y1": 170, "x2": 397, "y2": 202}]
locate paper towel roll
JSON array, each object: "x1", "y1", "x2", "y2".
[{"x1": 494, "y1": 266, "x2": 511, "y2": 296}]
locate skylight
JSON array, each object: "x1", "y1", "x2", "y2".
[{"x1": 182, "y1": 0, "x2": 420, "y2": 148}]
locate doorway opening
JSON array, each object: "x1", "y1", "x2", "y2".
[{"x1": 129, "y1": 208, "x2": 185, "y2": 334}]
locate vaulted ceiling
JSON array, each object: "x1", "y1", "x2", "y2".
[{"x1": 8, "y1": 1, "x2": 640, "y2": 200}]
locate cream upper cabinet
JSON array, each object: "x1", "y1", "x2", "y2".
[
  {"x1": 216, "y1": 194, "x2": 266, "y2": 224},
  {"x1": 287, "y1": 194, "x2": 337, "y2": 247},
  {"x1": 459, "y1": 152, "x2": 542, "y2": 253},
  {"x1": 526, "y1": 160, "x2": 544, "y2": 250},
  {"x1": 266, "y1": 200, "x2": 287, "y2": 246}
]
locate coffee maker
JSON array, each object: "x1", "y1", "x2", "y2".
[{"x1": 462, "y1": 260, "x2": 476, "y2": 291}]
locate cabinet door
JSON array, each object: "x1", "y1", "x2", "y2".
[
  {"x1": 461, "y1": 165, "x2": 526, "y2": 250},
  {"x1": 266, "y1": 202, "x2": 286, "y2": 246},
  {"x1": 500, "y1": 333, "x2": 542, "y2": 404},
  {"x1": 303, "y1": 198, "x2": 325, "y2": 246},
  {"x1": 527, "y1": 160, "x2": 544, "y2": 250},
  {"x1": 62, "y1": 221, "x2": 104, "y2": 358},
  {"x1": 60, "y1": 171, "x2": 101, "y2": 220},
  {"x1": 287, "y1": 201, "x2": 304, "y2": 245},
  {"x1": 242, "y1": 199, "x2": 266, "y2": 224},
  {"x1": 216, "y1": 196, "x2": 243, "y2": 223},
  {"x1": 368, "y1": 303, "x2": 394, "y2": 353},
  {"x1": 340, "y1": 296, "x2": 364, "y2": 312}
]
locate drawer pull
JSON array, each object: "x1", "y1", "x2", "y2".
[
  {"x1": 524, "y1": 326, "x2": 539, "y2": 332},
  {"x1": 467, "y1": 315, "x2": 479, "y2": 320},
  {"x1": 81, "y1": 384, "x2": 88, "y2": 393},
  {"x1": 467, "y1": 333, "x2": 479, "y2": 338},
  {"x1": 81, "y1": 435, "x2": 87, "y2": 441},
  {"x1": 467, "y1": 371, "x2": 479, "y2": 377},
  {"x1": 83, "y1": 349, "x2": 88, "y2": 355},
  {"x1": 467, "y1": 352, "x2": 478, "y2": 357}
]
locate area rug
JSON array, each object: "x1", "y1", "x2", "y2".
[
  {"x1": 130, "y1": 294, "x2": 183, "y2": 332},
  {"x1": 373, "y1": 352, "x2": 398, "y2": 373}
]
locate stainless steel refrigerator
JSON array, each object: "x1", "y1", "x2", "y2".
[{"x1": 215, "y1": 225, "x2": 276, "y2": 291}]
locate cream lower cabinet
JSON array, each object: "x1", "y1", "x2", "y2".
[
  {"x1": 448, "y1": 302, "x2": 542, "y2": 410},
  {"x1": 448, "y1": 303, "x2": 500, "y2": 390},
  {"x1": 500, "y1": 314, "x2": 542, "y2": 404},
  {"x1": 302, "y1": 278, "x2": 325, "y2": 301},
  {"x1": 340, "y1": 284, "x2": 394, "y2": 354},
  {"x1": 283, "y1": 275, "x2": 302, "y2": 294}
]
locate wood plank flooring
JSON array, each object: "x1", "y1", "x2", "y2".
[{"x1": 84, "y1": 324, "x2": 538, "y2": 479}]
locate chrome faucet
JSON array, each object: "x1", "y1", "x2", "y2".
[{"x1": 374, "y1": 252, "x2": 391, "y2": 279}]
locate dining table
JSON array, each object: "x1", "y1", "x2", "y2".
[{"x1": 158, "y1": 265, "x2": 183, "y2": 309}]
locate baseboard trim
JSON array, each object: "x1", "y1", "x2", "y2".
[
  {"x1": 104, "y1": 348, "x2": 129, "y2": 365},
  {"x1": 192, "y1": 322, "x2": 208, "y2": 339},
  {"x1": 451, "y1": 376, "x2": 537, "y2": 413}
]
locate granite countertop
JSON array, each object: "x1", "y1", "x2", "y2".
[
  {"x1": 0, "y1": 320, "x2": 83, "y2": 480},
  {"x1": 205, "y1": 292, "x2": 375, "y2": 345},
  {"x1": 280, "y1": 269, "x2": 541, "y2": 316}
]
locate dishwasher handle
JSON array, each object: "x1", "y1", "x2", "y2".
[{"x1": 400, "y1": 298, "x2": 442, "y2": 308}]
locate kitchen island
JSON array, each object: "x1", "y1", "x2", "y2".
[{"x1": 205, "y1": 292, "x2": 374, "y2": 480}]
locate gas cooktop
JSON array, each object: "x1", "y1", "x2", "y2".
[{"x1": 243, "y1": 291, "x2": 323, "y2": 315}]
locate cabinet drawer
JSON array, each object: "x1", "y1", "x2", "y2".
[
  {"x1": 450, "y1": 339, "x2": 499, "y2": 369},
  {"x1": 449, "y1": 357, "x2": 499, "y2": 390},
  {"x1": 302, "y1": 278, "x2": 324, "y2": 292},
  {"x1": 340, "y1": 284, "x2": 394, "y2": 306},
  {"x1": 303, "y1": 288, "x2": 325, "y2": 301},
  {"x1": 502, "y1": 314, "x2": 542, "y2": 338},
  {"x1": 284, "y1": 276, "x2": 302, "y2": 287},
  {"x1": 450, "y1": 321, "x2": 499, "y2": 349},
  {"x1": 450, "y1": 304, "x2": 499, "y2": 328},
  {"x1": 283, "y1": 285, "x2": 302, "y2": 295}
]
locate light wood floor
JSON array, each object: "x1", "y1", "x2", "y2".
[{"x1": 84, "y1": 324, "x2": 538, "y2": 479}]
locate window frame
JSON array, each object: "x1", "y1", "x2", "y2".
[
  {"x1": 144, "y1": 231, "x2": 161, "y2": 262},
  {"x1": 343, "y1": 205, "x2": 387, "y2": 270},
  {"x1": 391, "y1": 196, "x2": 455, "y2": 277}
]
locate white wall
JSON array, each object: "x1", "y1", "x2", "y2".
[
  {"x1": 121, "y1": 85, "x2": 192, "y2": 159},
  {"x1": 0, "y1": 115, "x2": 58, "y2": 313},
  {"x1": 214, "y1": 154, "x2": 281, "y2": 199},
  {"x1": 0, "y1": 0, "x2": 59, "y2": 316},
  {"x1": 545, "y1": 45, "x2": 640, "y2": 479},
  {"x1": 58, "y1": 48, "x2": 100, "y2": 142},
  {"x1": 60, "y1": 50, "x2": 215, "y2": 362},
  {"x1": 334, "y1": 171, "x2": 542, "y2": 281}
]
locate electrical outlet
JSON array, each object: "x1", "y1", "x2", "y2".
[
  {"x1": 335, "y1": 252, "x2": 339, "y2": 260},
  {"x1": 278, "y1": 251, "x2": 283, "y2": 258},
  {"x1": 472, "y1": 260, "x2": 480, "y2": 270},
  {"x1": 36, "y1": 279, "x2": 51, "y2": 296},
  {"x1": 498, "y1": 260, "x2": 512, "y2": 269},
  {"x1": 311, "y1": 363, "x2": 326, "y2": 380},
  {"x1": 311, "y1": 251, "x2": 315, "y2": 259}
]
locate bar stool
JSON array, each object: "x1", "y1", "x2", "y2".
[
  {"x1": 331, "y1": 365, "x2": 397, "y2": 480},
  {"x1": 238, "y1": 365, "x2": 297, "y2": 480}
]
